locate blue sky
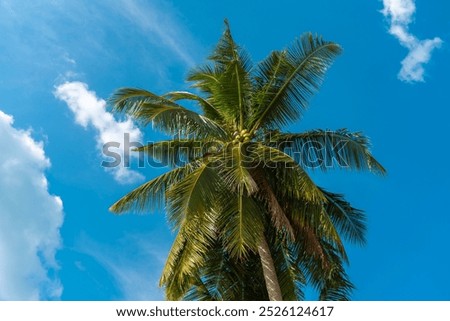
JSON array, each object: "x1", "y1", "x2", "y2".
[{"x1": 0, "y1": 0, "x2": 448, "y2": 300}]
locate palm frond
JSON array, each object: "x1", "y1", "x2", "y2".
[
  {"x1": 218, "y1": 186, "x2": 265, "y2": 259},
  {"x1": 109, "y1": 162, "x2": 200, "y2": 214},
  {"x1": 166, "y1": 163, "x2": 221, "y2": 230},
  {"x1": 294, "y1": 223, "x2": 329, "y2": 269},
  {"x1": 291, "y1": 201, "x2": 348, "y2": 263},
  {"x1": 159, "y1": 226, "x2": 190, "y2": 300},
  {"x1": 250, "y1": 33, "x2": 341, "y2": 132},
  {"x1": 110, "y1": 88, "x2": 227, "y2": 138},
  {"x1": 160, "y1": 210, "x2": 218, "y2": 300},
  {"x1": 162, "y1": 90, "x2": 223, "y2": 122},
  {"x1": 187, "y1": 64, "x2": 221, "y2": 96},
  {"x1": 188, "y1": 20, "x2": 253, "y2": 130},
  {"x1": 185, "y1": 242, "x2": 248, "y2": 300},
  {"x1": 255, "y1": 144, "x2": 326, "y2": 203},
  {"x1": 299, "y1": 239, "x2": 354, "y2": 301},
  {"x1": 268, "y1": 232, "x2": 306, "y2": 300},
  {"x1": 322, "y1": 188, "x2": 366, "y2": 245},
  {"x1": 184, "y1": 238, "x2": 274, "y2": 301},
  {"x1": 316, "y1": 243, "x2": 354, "y2": 301},
  {"x1": 218, "y1": 142, "x2": 259, "y2": 195},
  {"x1": 270, "y1": 129, "x2": 386, "y2": 174}
]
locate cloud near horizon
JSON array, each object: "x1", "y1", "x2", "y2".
[
  {"x1": 54, "y1": 81, "x2": 144, "y2": 184},
  {"x1": 0, "y1": 110, "x2": 63, "y2": 300},
  {"x1": 381, "y1": 0, "x2": 442, "y2": 82}
]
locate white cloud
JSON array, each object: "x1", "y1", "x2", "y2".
[
  {"x1": 0, "y1": 110, "x2": 63, "y2": 300},
  {"x1": 381, "y1": 0, "x2": 443, "y2": 82},
  {"x1": 54, "y1": 81, "x2": 144, "y2": 184},
  {"x1": 398, "y1": 37, "x2": 443, "y2": 83}
]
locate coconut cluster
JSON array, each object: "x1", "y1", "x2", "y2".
[{"x1": 232, "y1": 129, "x2": 251, "y2": 144}]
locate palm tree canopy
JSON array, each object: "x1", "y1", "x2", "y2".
[{"x1": 109, "y1": 20, "x2": 385, "y2": 301}]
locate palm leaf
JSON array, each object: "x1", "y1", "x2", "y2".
[
  {"x1": 299, "y1": 239, "x2": 353, "y2": 301},
  {"x1": 250, "y1": 33, "x2": 342, "y2": 131},
  {"x1": 185, "y1": 241, "x2": 246, "y2": 300},
  {"x1": 110, "y1": 88, "x2": 227, "y2": 138},
  {"x1": 217, "y1": 142, "x2": 259, "y2": 195},
  {"x1": 109, "y1": 162, "x2": 200, "y2": 214},
  {"x1": 255, "y1": 144, "x2": 326, "y2": 203},
  {"x1": 269, "y1": 233, "x2": 306, "y2": 300},
  {"x1": 161, "y1": 210, "x2": 217, "y2": 300},
  {"x1": 291, "y1": 200, "x2": 348, "y2": 263},
  {"x1": 271, "y1": 129, "x2": 386, "y2": 174},
  {"x1": 184, "y1": 240, "x2": 272, "y2": 301},
  {"x1": 166, "y1": 163, "x2": 220, "y2": 230},
  {"x1": 162, "y1": 90, "x2": 223, "y2": 122},
  {"x1": 189, "y1": 20, "x2": 253, "y2": 130},
  {"x1": 217, "y1": 186, "x2": 265, "y2": 259},
  {"x1": 322, "y1": 188, "x2": 366, "y2": 245}
]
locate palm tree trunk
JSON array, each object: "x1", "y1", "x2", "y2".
[{"x1": 258, "y1": 235, "x2": 283, "y2": 301}]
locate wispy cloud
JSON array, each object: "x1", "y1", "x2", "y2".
[
  {"x1": 54, "y1": 81, "x2": 144, "y2": 184},
  {"x1": 381, "y1": 0, "x2": 443, "y2": 82},
  {"x1": 76, "y1": 233, "x2": 166, "y2": 300},
  {"x1": 116, "y1": 0, "x2": 197, "y2": 67},
  {"x1": 0, "y1": 110, "x2": 63, "y2": 300},
  {"x1": 0, "y1": 0, "x2": 199, "y2": 91}
]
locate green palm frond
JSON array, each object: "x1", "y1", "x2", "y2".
[
  {"x1": 316, "y1": 242, "x2": 354, "y2": 301},
  {"x1": 209, "y1": 20, "x2": 253, "y2": 72},
  {"x1": 322, "y1": 189, "x2": 366, "y2": 245},
  {"x1": 159, "y1": 226, "x2": 191, "y2": 300},
  {"x1": 256, "y1": 144, "x2": 326, "y2": 203},
  {"x1": 268, "y1": 232, "x2": 306, "y2": 300},
  {"x1": 187, "y1": 64, "x2": 221, "y2": 96},
  {"x1": 162, "y1": 90, "x2": 222, "y2": 121},
  {"x1": 166, "y1": 163, "x2": 220, "y2": 230},
  {"x1": 217, "y1": 142, "x2": 259, "y2": 195},
  {"x1": 270, "y1": 129, "x2": 386, "y2": 174},
  {"x1": 183, "y1": 246, "x2": 228, "y2": 301},
  {"x1": 299, "y1": 239, "x2": 353, "y2": 301},
  {"x1": 110, "y1": 88, "x2": 227, "y2": 138},
  {"x1": 109, "y1": 162, "x2": 200, "y2": 214},
  {"x1": 294, "y1": 199, "x2": 348, "y2": 262},
  {"x1": 161, "y1": 210, "x2": 218, "y2": 300},
  {"x1": 217, "y1": 187, "x2": 265, "y2": 259},
  {"x1": 250, "y1": 33, "x2": 342, "y2": 132},
  {"x1": 184, "y1": 242, "x2": 257, "y2": 300},
  {"x1": 184, "y1": 239, "x2": 274, "y2": 301},
  {"x1": 189, "y1": 20, "x2": 253, "y2": 130}
]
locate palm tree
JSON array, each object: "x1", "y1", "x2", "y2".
[{"x1": 109, "y1": 20, "x2": 385, "y2": 301}]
